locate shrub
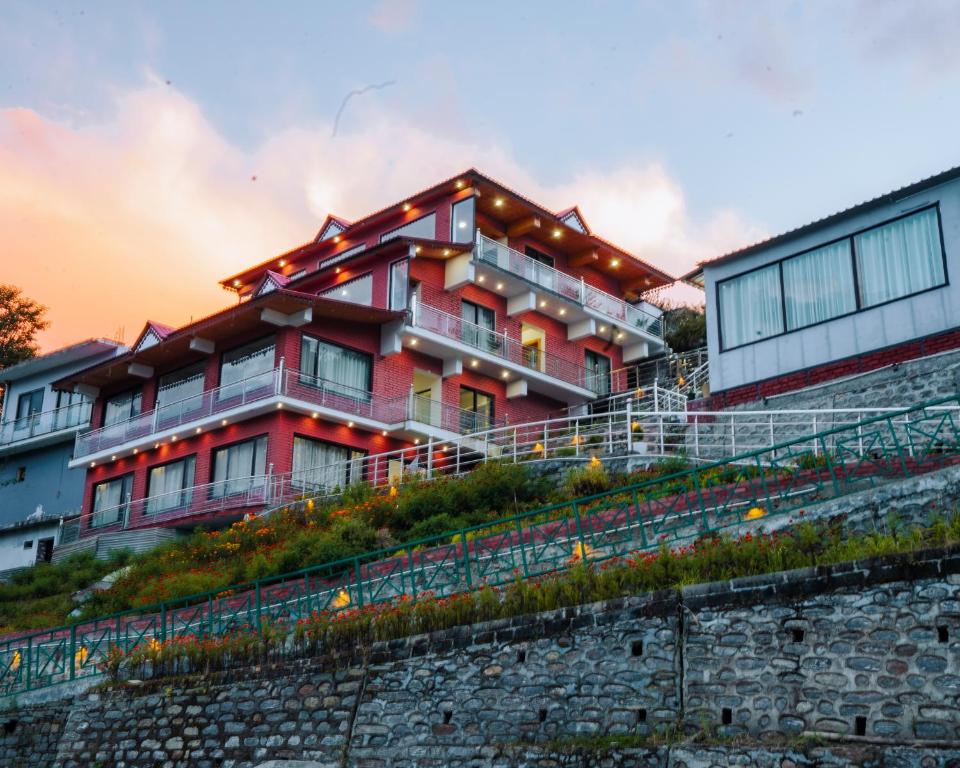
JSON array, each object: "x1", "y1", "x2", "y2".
[{"x1": 562, "y1": 462, "x2": 612, "y2": 498}]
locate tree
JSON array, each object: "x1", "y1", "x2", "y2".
[
  {"x1": 662, "y1": 303, "x2": 706, "y2": 353},
  {"x1": 0, "y1": 285, "x2": 48, "y2": 371}
]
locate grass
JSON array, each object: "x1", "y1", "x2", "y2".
[
  {"x1": 0, "y1": 550, "x2": 131, "y2": 635},
  {"x1": 102, "y1": 511, "x2": 960, "y2": 682}
]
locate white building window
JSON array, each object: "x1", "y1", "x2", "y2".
[
  {"x1": 718, "y1": 264, "x2": 784, "y2": 349},
  {"x1": 380, "y1": 213, "x2": 436, "y2": 243},
  {"x1": 782, "y1": 240, "x2": 856, "y2": 331},
  {"x1": 210, "y1": 437, "x2": 268, "y2": 498},
  {"x1": 146, "y1": 456, "x2": 197, "y2": 514},
  {"x1": 291, "y1": 436, "x2": 365, "y2": 491},
  {"x1": 855, "y1": 207, "x2": 945, "y2": 308}
]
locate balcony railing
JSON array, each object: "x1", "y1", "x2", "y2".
[
  {"x1": 474, "y1": 234, "x2": 663, "y2": 338},
  {"x1": 410, "y1": 302, "x2": 596, "y2": 392},
  {"x1": 74, "y1": 366, "x2": 507, "y2": 461},
  {"x1": 0, "y1": 402, "x2": 92, "y2": 448}
]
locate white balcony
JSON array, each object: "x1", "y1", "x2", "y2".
[
  {"x1": 455, "y1": 234, "x2": 664, "y2": 361},
  {"x1": 395, "y1": 302, "x2": 600, "y2": 403},
  {"x1": 71, "y1": 368, "x2": 501, "y2": 467},
  {"x1": 0, "y1": 402, "x2": 92, "y2": 456}
]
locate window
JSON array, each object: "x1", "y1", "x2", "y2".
[
  {"x1": 585, "y1": 350, "x2": 612, "y2": 396},
  {"x1": 718, "y1": 264, "x2": 784, "y2": 350},
  {"x1": 219, "y1": 336, "x2": 275, "y2": 397},
  {"x1": 91, "y1": 474, "x2": 134, "y2": 528},
  {"x1": 146, "y1": 456, "x2": 197, "y2": 514},
  {"x1": 15, "y1": 467, "x2": 25, "y2": 483},
  {"x1": 782, "y1": 241, "x2": 856, "y2": 331},
  {"x1": 210, "y1": 437, "x2": 268, "y2": 498},
  {"x1": 15, "y1": 389, "x2": 44, "y2": 422},
  {"x1": 300, "y1": 336, "x2": 373, "y2": 399},
  {"x1": 319, "y1": 274, "x2": 373, "y2": 305},
  {"x1": 451, "y1": 197, "x2": 475, "y2": 243},
  {"x1": 855, "y1": 207, "x2": 946, "y2": 308},
  {"x1": 323, "y1": 243, "x2": 366, "y2": 268},
  {"x1": 525, "y1": 246, "x2": 555, "y2": 268},
  {"x1": 103, "y1": 388, "x2": 143, "y2": 427},
  {"x1": 291, "y1": 436, "x2": 365, "y2": 491},
  {"x1": 157, "y1": 363, "x2": 205, "y2": 411},
  {"x1": 55, "y1": 389, "x2": 85, "y2": 410},
  {"x1": 459, "y1": 387, "x2": 494, "y2": 432},
  {"x1": 380, "y1": 213, "x2": 436, "y2": 243},
  {"x1": 22, "y1": 540, "x2": 32, "y2": 550},
  {"x1": 461, "y1": 300, "x2": 497, "y2": 351},
  {"x1": 389, "y1": 260, "x2": 410, "y2": 310}
]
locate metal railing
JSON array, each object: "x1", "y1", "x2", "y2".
[
  {"x1": 3, "y1": 394, "x2": 959, "y2": 697},
  {"x1": 410, "y1": 302, "x2": 595, "y2": 392},
  {"x1": 474, "y1": 233, "x2": 663, "y2": 338},
  {"x1": 0, "y1": 402, "x2": 92, "y2": 447}
]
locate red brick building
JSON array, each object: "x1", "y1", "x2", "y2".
[{"x1": 56, "y1": 169, "x2": 672, "y2": 536}]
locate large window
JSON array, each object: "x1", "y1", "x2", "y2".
[
  {"x1": 855, "y1": 206, "x2": 946, "y2": 308},
  {"x1": 157, "y1": 363, "x2": 206, "y2": 411},
  {"x1": 782, "y1": 241, "x2": 856, "y2": 331},
  {"x1": 300, "y1": 336, "x2": 372, "y2": 399},
  {"x1": 461, "y1": 300, "x2": 497, "y2": 351},
  {"x1": 459, "y1": 386, "x2": 494, "y2": 432},
  {"x1": 210, "y1": 436, "x2": 268, "y2": 498},
  {"x1": 380, "y1": 213, "x2": 436, "y2": 243},
  {"x1": 389, "y1": 260, "x2": 410, "y2": 310},
  {"x1": 585, "y1": 350, "x2": 612, "y2": 396},
  {"x1": 319, "y1": 274, "x2": 373, "y2": 305},
  {"x1": 103, "y1": 388, "x2": 143, "y2": 427},
  {"x1": 219, "y1": 336, "x2": 275, "y2": 396},
  {"x1": 451, "y1": 197, "x2": 475, "y2": 243},
  {"x1": 716, "y1": 205, "x2": 947, "y2": 351},
  {"x1": 291, "y1": 436, "x2": 365, "y2": 491},
  {"x1": 718, "y1": 264, "x2": 785, "y2": 349},
  {"x1": 15, "y1": 389, "x2": 44, "y2": 422},
  {"x1": 146, "y1": 456, "x2": 197, "y2": 514},
  {"x1": 91, "y1": 474, "x2": 134, "y2": 528}
]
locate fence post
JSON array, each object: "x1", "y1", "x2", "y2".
[
  {"x1": 255, "y1": 579, "x2": 263, "y2": 636},
  {"x1": 626, "y1": 400, "x2": 634, "y2": 453},
  {"x1": 69, "y1": 624, "x2": 77, "y2": 681},
  {"x1": 653, "y1": 379, "x2": 659, "y2": 412},
  {"x1": 730, "y1": 415, "x2": 736, "y2": 456},
  {"x1": 426, "y1": 438, "x2": 434, "y2": 479},
  {"x1": 160, "y1": 602, "x2": 167, "y2": 643},
  {"x1": 812, "y1": 415, "x2": 818, "y2": 455},
  {"x1": 277, "y1": 355, "x2": 286, "y2": 395},
  {"x1": 571, "y1": 501, "x2": 587, "y2": 560},
  {"x1": 857, "y1": 415, "x2": 864, "y2": 457},
  {"x1": 694, "y1": 415, "x2": 700, "y2": 459},
  {"x1": 659, "y1": 416, "x2": 665, "y2": 455},
  {"x1": 768, "y1": 414, "x2": 774, "y2": 454},
  {"x1": 353, "y1": 557, "x2": 365, "y2": 608},
  {"x1": 25, "y1": 638, "x2": 32, "y2": 691},
  {"x1": 543, "y1": 423, "x2": 549, "y2": 458}
]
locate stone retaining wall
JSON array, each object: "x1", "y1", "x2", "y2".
[{"x1": 3, "y1": 547, "x2": 960, "y2": 767}]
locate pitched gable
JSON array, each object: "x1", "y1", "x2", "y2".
[
  {"x1": 557, "y1": 206, "x2": 589, "y2": 234},
  {"x1": 133, "y1": 321, "x2": 174, "y2": 353},
  {"x1": 316, "y1": 215, "x2": 352, "y2": 242}
]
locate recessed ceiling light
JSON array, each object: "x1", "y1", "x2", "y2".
[
  {"x1": 279, "y1": 259, "x2": 287, "y2": 267},
  {"x1": 232, "y1": 279, "x2": 241, "y2": 287},
  {"x1": 171, "y1": 435, "x2": 177, "y2": 441},
  {"x1": 90, "y1": 462, "x2": 95, "y2": 468},
  {"x1": 335, "y1": 267, "x2": 341, "y2": 273},
  {"x1": 154, "y1": 443, "x2": 160, "y2": 449},
  {"x1": 539, "y1": 300, "x2": 547, "y2": 308},
  {"x1": 277, "y1": 403, "x2": 283, "y2": 409},
  {"x1": 455, "y1": 180, "x2": 464, "y2": 189},
  {"x1": 610, "y1": 258, "x2": 620, "y2": 268},
  {"x1": 599, "y1": 326, "x2": 607, "y2": 332},
  {"x1": 617, "y1": 332, "x2": 625, "y2": 339},
  {"x1": 415, "y1": 246, "x2": 422, "y2": 254},
  {"x1": 133, "y1": 448, "x2": 138, "y2": 454},
  {"x1": 381, "y1": 430, "x2": 388, "y2": 436},
  {"x1": 410, "y1": 338, "x2": 418, "y2": 346},
  {"x1": 221, "y1": 419, "x2": 228, "y2": 426},
  {"x1": 471, "y1": 359, "x2": 479, "y2": 367},
  {"x1": 501, "y1": 370, "x2": 509, "y2": 378},
  {"x1": 347, "y1": 421, "x2": 354, "y2": 428},
  {"x1": 195, "y1": 427, "x2": 202, "y2": 433},
  {"x1": 458, "y1": 221, "x2": 467, "y2": 229},
  {"x1": 312, "y1": 412, "x2": 318, "y2": 418},
  {"x1": 496, "y1": 282, "x2": 504, "y2": 290},
  {"x1": 443, "y1": 249, "x2": 450, "y2": 256},
  {"x1": 559, "y1": 308, "x2": 566, "y2": 316},
  {"x1": 403, "y1": 203, "x2": 411, "y2": 212},
  {"x1": 333, "y1": 235, "x2": 341, "y2": 243},
  {"x1": 553, "y1": 229, "x2": 562, "y2": 238},
  {"x1": 111, "y1": 455, "x2": 117, "y2": 461},
  {"x1": 494, "y1": 198, "x2": 504, "y2": 207},
  {"x1": 414, "y1": 438, "x2": 421, "y2": 445},
  {"x1": 478, "y1": 275, "x2": 485, "y2": 283}
]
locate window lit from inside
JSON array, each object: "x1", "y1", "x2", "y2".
[
  {"x1": 291, "y1": 436, "x2": 365, "y2": 491},
  {"x1": 299, "y1": 336, "x2": 372, "y2": 400},
  {"x1": 210, "y1": 437, "x2": 267, "y2": 498}
]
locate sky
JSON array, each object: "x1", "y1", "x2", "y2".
[{"x1": 2, "y1": 0, "x2": 960, "y2": 350}]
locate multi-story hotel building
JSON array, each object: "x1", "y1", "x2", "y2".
[{"x1": 54, "y1": 169, "x2": 673, "y2": 538}]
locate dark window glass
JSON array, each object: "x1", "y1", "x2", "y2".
[
  {"x1": 15, "y1": 389, "x2": 44, "y2": 421},
  {"x1": 380, "y1": 213, "x2": 436, "y2": 243},
  {"x1": 146, "y1": 456, "x2": 197, "y2": 514},
  {"x1": 103, "y1": 389, "x2": 143, "y2": 426},
  {"x1": 451, "y1": 197, "x2": 475, "y2": 243},
  {"x1": 210, "y1": 437, "x2": 268, "y2": 498},
  {"x1": 459, "y1": 386, "x2": 494, "y2": 432},
  {"x1": 299, "y1": 336, "x2": 372, "y2": 399},
  {"x1": 460, "y1": 300, "x2": 498, "y2": 351},
  {"x1": 585, "y1": 350, "x2": 611, "y2": 395},
  {"x1": 91, "y1": 474, "x2": 134, "y2": 528}
]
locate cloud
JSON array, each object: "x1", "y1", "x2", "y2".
[
  {"x1": 368, "y1": 0, "x2": 419, "y2": 35},
  {"x1": 0, "y1": 81, "x2": 758, "y2": 351}
]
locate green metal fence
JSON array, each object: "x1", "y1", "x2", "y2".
[{"x1": 2, "y1": 394, "x2": 960, "y2": 697}]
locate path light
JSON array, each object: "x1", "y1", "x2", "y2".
[
  {"x1": 632, "y1": 420, "x2": 642, "y2": 432},
  {"x1": 570, "y1": 435, "x2": 581, "y2": 446},
  {"x1": 389, "y1": 485, "x2": 398, "y2": 498},
  {"x1": 74, "y1": 646, "x2": 89, "y2": 668},
  {"x1": 589, "y1": 455, "x2": 602, "y2": 468},
  {"x1": 306, "y1": 499, "x2": 315, "y2": 511},
  {"x1": 745, "y1": 507, "x2": 766, "y2": 520},
  {"x1": 570, "y1": 541, "x2": 593, "y2": 564},
  {"x1": 332, "y1": 589, "x2": 351, "y2": 608},
  {"x1": 9, "y1": 650, "x2": 21, "y2": 671},
  {"x1": 533, "y1": 441, "x2": 545, "y2": 455}
]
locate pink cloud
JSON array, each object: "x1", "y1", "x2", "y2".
[{"x1": 0, "y1": 82, "x2": 758, "y2": 352}]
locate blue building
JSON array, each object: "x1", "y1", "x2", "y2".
[{"x1": 0, "y1": 340, "x2": 126, "y2": 563}]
